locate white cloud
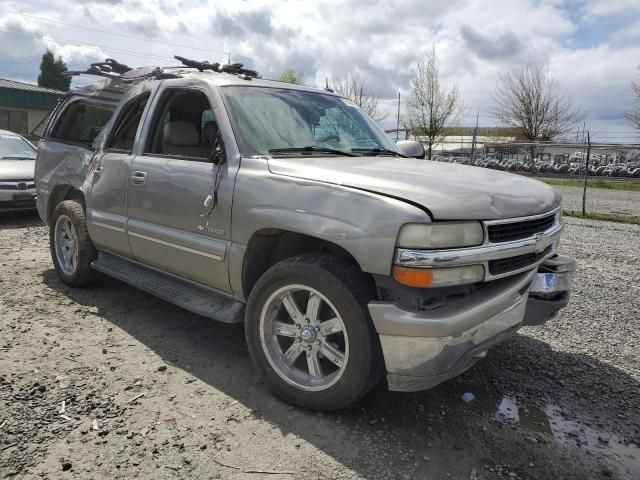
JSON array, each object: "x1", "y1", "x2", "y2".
[
  {"x1": 582, "y1": 0, "x2": 640, "y2": 18},
  {"x1": 0, "y1": 0, "x2": 638, "y2": 135}
]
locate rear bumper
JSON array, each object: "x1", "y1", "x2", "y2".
[{"x1": 368, "y1": 255, "x2": 575, "y2": 392}]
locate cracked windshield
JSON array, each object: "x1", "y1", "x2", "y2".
[{"x1": 222, "y1": 86, "x2": 400, "y2": 156}]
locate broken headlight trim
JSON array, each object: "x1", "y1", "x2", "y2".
[{"x1": 397, "y1": 222, "x2": 484, "y2": 249}]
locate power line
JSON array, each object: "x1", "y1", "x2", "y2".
[
  {"x1": 0, "y1": 8, "x2": 291, "y2": 72},
  {"x1": 0, "y1": 27, "x2": 175, "y2": 63}
]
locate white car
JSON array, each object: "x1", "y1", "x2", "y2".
[{"x1": 0, "y1": 129, "x2": 37, "y2": 212}]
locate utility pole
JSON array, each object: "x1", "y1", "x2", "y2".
[
  {"x1": 470, "y1": 110, "x2": 479, "y2": 161},
  {"x1": 582, "y1": 131, "x2": 591, "y2": 217},
  {"x1": 396, "y1": 90, "x2": 400, "y2": 141},
  {"x1": 227, "y1": 52, "x2": 231, "y2": 65}
]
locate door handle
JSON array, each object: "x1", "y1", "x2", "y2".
[{"x1": 130, "y1": 171, "x2": 147, "y2": 186}]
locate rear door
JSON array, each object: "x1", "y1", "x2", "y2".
[
  {"x1": 86, "y1": 91, "x2": 153, "y2": 258},
  {"x1": 125, "y1": 84, "x2": 234, "y2": 291}
]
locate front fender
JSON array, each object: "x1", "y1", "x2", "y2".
[{"x1": 229, "y1": 157, "x2": 430, "y2": 296}]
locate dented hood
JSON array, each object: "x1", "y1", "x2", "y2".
[
  {"x1": 267, "y1": 156, "x2": 561, "y2": 220},
  {"x1": 0, "y1": 159, "x2": 35, "y2": 181}
]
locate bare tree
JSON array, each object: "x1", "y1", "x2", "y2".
[
  {"x1": 492, "y1": 64, "x2": 587, "y2": 161},
  {"x1": 624, "y1": 66, "x2": 640, "y2": 132},
  {"x1": 331, "y1": 73, "x2": 388, "y2": 122},
  {"x1": 403, "y1": 47, "x2": 463, "y2": 159}
]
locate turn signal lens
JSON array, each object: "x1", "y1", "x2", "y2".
[
  {"x1": 393, "y1": 267, "x2": 434, "y2": 287},
  {"x1": 393, "y1": 265, "x2": 485, "y2": 288}
]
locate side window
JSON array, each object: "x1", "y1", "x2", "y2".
[
  {"x1": 50, "y1": 101, "x2": 114, "y2": 146},
  {"x1": 106, "y1": 93, "x2": 150, "y2": 153},
  {"x1": 144, "y1": 90, "x2": 216, "y2": 161}
]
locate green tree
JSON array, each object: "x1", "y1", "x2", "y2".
[
  {"x1": 278, "y1": 69, "x2": 304, "y2": 85},
  {"x1": 624, "y1": 65, "x2": 640, "y2": 132},
  {"x1": 37, "y1": 50, "x2": 71, "y2": 92}
]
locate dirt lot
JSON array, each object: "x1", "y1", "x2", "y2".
[{"x1": 1, "y1": 213, "x2": 639, "y2": 480}]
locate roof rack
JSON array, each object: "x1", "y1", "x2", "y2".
[
  {"x1": 63, "y1": 56, "x2": 259, "y2": 82},
  {"x1": 173, "y1": 55, "x2": 259, "y2": 79}
]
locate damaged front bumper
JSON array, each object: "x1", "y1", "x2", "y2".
[{"x1": 368, "y1": 255, "x2": 576, "y2": 392}]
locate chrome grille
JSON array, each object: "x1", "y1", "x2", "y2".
[
  {"x1": 488, "y1": 246, "x2": 553, "y2": 275},
  {"x1": 487, "y1": 213, "x2": 555, "y2": 243},
  {"x1": 0, "y1": 181, "x2": 35, "y2": 190}
]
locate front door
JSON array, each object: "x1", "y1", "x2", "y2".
[{"x1": 125, "y1": 86, "x2": 233, "y2": 292}]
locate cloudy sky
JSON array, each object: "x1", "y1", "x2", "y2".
[{"x1": 1, "y1": 0, "x2": 639, "y2": 140}]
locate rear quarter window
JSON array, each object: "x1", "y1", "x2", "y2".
[{"x1": 50, "y1": 101, "x2": 114, "y2": 147}]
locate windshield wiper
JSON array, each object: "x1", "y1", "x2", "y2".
[
  {"x1": 1, "y1": 156, "x2": 35, "y2": 160},
  {"x1": 351, "y1": 148, "x2": 408, "y2": 158},
  {"x1": 268, "y1": 146, "x2": 357, "y2": 157}
]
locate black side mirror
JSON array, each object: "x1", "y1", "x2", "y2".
[{"x1": 210, "y1": 136, "x2": 226, "y2": 165}]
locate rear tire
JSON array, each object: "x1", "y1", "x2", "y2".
[
  {"x1": 50, "y1": 200, "x2": 100, "y2": 287},
  {"x1": 245, "y1": 255, "x2": 383, "y2": 411}
]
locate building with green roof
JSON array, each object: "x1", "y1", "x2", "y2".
[{"x1": 0, "y1": 79, "x2": 63, "y2": 136}]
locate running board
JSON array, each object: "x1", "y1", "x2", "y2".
[{"x1": 92, "y1": 253, "x2": 244, "y2": 324}]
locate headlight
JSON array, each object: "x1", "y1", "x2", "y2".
[
  {"x1": 397, "y1": 222, "x2": 484, "y2": 249},
  {"x1": 393, "y1": 265, "x2": 485, "y2": 288}
]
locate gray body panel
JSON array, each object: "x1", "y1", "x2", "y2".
[
  {"x1": 125, "y1": 154, "x2": 231, "y2": 290},
  {"x1": 267, "y1": 156, "x2": 561, "y2": 220},
  {"x1": 86, "y1": 151, "x2": 133, "y2": 256},
  {"x1": 228, "y1": 156, "x2": 429, "y2": 297}
]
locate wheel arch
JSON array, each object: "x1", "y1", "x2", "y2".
[
  {"x1": 241, "y1": 228, "x2": 369, "y2": 300},
  {"x1": 47, "y1": 185, "x2": 86, "y2": 223}
]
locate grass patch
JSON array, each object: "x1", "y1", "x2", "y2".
[
  {"x1": 563, "y1": 209, "x2": 640, "y2": 225},
  {"x1": 540, "y1": 177, "x2": 640, "y2": 192}
]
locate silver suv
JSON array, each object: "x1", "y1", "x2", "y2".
[{"x1": 35, "y1": 58, "x2": 574, "y2": 411}]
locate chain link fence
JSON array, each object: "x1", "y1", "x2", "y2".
[{"x1": 428, "y1": 140, "x2": 640, "y2": 223}]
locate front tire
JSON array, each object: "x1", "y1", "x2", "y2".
[
  {"x1": 245, "y1": 255, "x2": 382, "y2": 411},
  {"x1": 50, "y1": 200, "x2": 100, "y2": 287}
]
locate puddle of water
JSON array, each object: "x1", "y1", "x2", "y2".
[
  {"x1": 495, "y1": 396, "x2": 519, "y2": 423},
  {"x1": 491, "y1": 396, "x2": 640, "y2": 476}
]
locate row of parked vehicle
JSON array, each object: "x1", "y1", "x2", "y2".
[{"x1": 432, "y1": 151, "x2": 640, "y2": 178}]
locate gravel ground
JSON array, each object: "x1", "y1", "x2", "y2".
[
  {"x1": 556, "y1": 185, "x2": 640, "y2": 218},
  {"x1": 0, "y1": 212, "x2": 639, "y2": 479}
]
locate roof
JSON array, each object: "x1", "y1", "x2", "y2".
[
  {"x1": 73, "y1": 68, "x2": 336, "y2": 103},
  {"x1": 0, "y1": 78, "x2": 63, "y2": 110},
  {"x1": 0, "y1": 78, "x2": 63, "y2": 95}
]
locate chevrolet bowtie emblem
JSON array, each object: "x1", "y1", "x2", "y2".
[{"x1": 533, "y1": 233, "x2": 550, "y2": 253}]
